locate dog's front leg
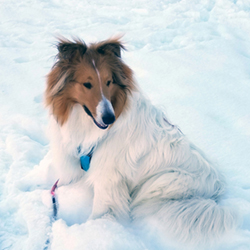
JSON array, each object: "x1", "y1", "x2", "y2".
[
  {"x1": 88, "y1": 189, "x2": 110, "y2": 220},
  {"x1": 88, "y1": 172, "x2": 131, "y2": 223}
]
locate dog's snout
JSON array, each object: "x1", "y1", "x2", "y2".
[
  {"x1": 95, "y1": 97, "x2": 115, "y2": 128},
  {"x1": 102, "y1": 112, "x2": 115, "y2": 125}
]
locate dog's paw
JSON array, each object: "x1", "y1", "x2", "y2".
[
  {"x1": 88, "y1": 210, "x2": 115, "y2": 222},
  {"x1": 88, "y1": 207, "x2": 111, "y2": 221},
  {"x1": 87, "y1": 212, "x2": 104, "y2": 221},
  {"x1": 87, "y1": 197, "x2": 114, "y2": 221},
  {"x1": 100, "y1": 213, "x2": 116, "y2": 221}
]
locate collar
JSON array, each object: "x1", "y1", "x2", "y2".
[{"x1": 78, "y1": 146, "x2": 94, "y2": 171}]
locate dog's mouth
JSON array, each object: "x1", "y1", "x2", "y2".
[
  {"x1": 83, "y1": 105, "x2": 109, "y2": 130},
  {"x1": 93, "y1": 119, "x2": 109, "y2": 130}
]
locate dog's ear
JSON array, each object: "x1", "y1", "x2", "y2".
[
  {"x1": 57, "y1": 39, "x2": 87, "y2": 61},
  {"x1": 97, "y1": 39, "x2": 125, "y2": 58}
]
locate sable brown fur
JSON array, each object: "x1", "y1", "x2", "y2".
[{"x1": 45, "y1": 37, "x2": 134, "y2": 125}]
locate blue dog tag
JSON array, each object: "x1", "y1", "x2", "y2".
[{"x1": 80, "y1": 155, "x2": 91, "y2": 171}]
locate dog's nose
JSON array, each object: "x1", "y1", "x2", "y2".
[{"x1": 102, "y1": 112, "x2": 115, "y2": 125}]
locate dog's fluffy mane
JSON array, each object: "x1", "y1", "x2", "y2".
[{"x1": 45, "y1": 37, "x2": 134, "y2": 125}]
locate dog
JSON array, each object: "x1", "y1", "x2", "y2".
[{"x1": 38, "y1": 37, "x2": 237, "y2": 246}]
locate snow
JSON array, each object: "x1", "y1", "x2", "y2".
[{"x1": 0, "y1": 0, "x2": 250, "y2": 249}]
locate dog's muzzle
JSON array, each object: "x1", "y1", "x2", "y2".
[{"x1": 83, "y1": 98, "x2": 115, "y2": 129}]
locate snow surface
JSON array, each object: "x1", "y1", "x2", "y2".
[{"x1": 1, "y1": 0, "x2": 250, "y2": 249}]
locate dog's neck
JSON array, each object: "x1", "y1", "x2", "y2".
[{"x1": 53, "y1": 104, "x2": 108, "y2": 157}]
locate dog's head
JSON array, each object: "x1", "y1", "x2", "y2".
[{"x1": 46, "y1": 37, "x2": 134, "y2": 128}]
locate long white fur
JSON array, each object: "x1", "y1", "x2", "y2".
[{"x1": 32, "y1": 88, "x2": 237, "y2": 246}]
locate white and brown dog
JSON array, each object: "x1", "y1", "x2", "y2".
[{"x1": 26, "y1": 37, "x2": 237, "y2": 245}]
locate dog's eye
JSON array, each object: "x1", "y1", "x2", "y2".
[
  {"x1": 83, "y1": 82, "x2": 92, "y2": 89},
  {"x1": 106, "y1": 80, "x2": 111, "y2": 87}
]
